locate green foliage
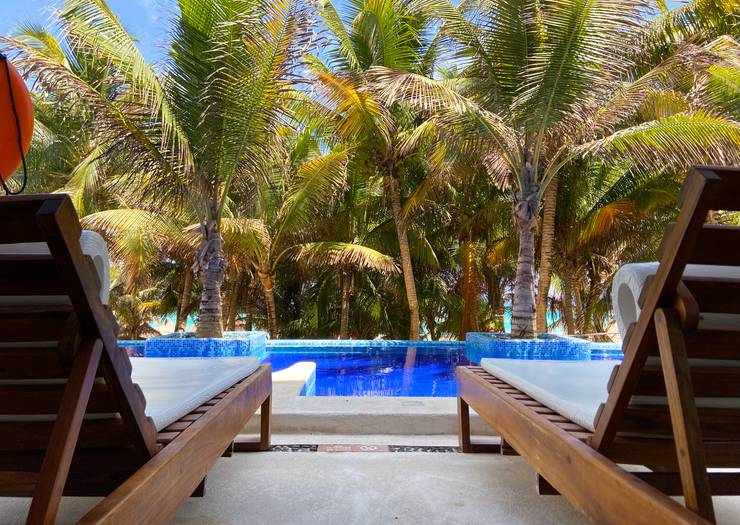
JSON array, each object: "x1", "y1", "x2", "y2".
[{"x1": 3, "y1": 0, "x2": 738, "y2": 339}]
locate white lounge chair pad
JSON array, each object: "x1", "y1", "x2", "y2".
[
  {"x1": 480, "y1": 359, "x2": 615, "y2": 431},
  {"x1": 131, "y1": 357, "x2": 261, "y2": 431},
  {"x1": 612, "y1": 262, "x2": 740, "y2": 339},
  {"x1": 0, "y1": 230, "x2": 110, "y2": 305},
  {"x1": 480, "y1": 358, "x2": 740, "y2": 432}
]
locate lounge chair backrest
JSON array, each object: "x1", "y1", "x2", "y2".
[
  {"x1": 0, "y1": 194, "x2": 158, "y2": 509},
  {"x1": 592, "y1": 166, "x2": 740, "y2": 458}
]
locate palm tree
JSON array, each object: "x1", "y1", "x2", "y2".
[
  {"x1": 553, "y1": 162, "x2": 683, "y2": 337},
  {"x1": 373, "y1": 0, "x2": 740, "y2": 337},
  {"x1": 3, "y1": 0, "x2": 313, "y2": 337},
  {"x1": 534, "y1": 0, "x2": 740, "y2": 333},
  {"x1": 207, "y1": 119, "x2": 352, "y2": 337},
  {"x1": 312, "y1": 0, "x2": 442, "y2": 339},
  {"x1": 291, "y1": 242, "x2": 399, "y2": 337}
]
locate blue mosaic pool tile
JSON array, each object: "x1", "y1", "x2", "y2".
[
  {"x1": 465, "y1": 332, "x2": 592, "y2": 362},
  {"x1": 140, "y1": 331, "x2": 268, "y2": 359},
  {"x1": 266, "y1": 339, "x2": 465, "y2": 348}
]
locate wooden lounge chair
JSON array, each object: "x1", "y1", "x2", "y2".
[
  {"x1": 0, "y1": 194, "x2": 272, "y2": 525},
  {"x1": 457, "y1": 166, "x2": 740, "y2": 525}
]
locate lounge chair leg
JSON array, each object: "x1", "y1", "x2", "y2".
[
  {"x1": 536, "y1": 474, "x2": 560, "y2": 495},
  {"x1": 654, "y1": 308, "x2": 715, "y2": 523},
  {"x1": 457, "y1": 396, "x2": 472, "y2": 452},
  {"x1": 27, "y1": 339, "x2": 103, "y2": 525},
  {"x1": 260, "y1": 395, "x2": 271, "y2": 451},
  {"x1": 191, "y1": 477, "x2": 206, "y2": 497},
  {"x1": 500, "y1": 439, "x2": 518, "y2": 456}
]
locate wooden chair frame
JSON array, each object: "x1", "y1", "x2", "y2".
[
  {"x1": 0, "y1": 194, "x2": 272, "y2": 525},
  {"x1": 458, "y1": 166, "x2": 740, "y2": 525}
]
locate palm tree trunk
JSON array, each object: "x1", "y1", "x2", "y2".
[
  {"x1": 511, "y1": 218, "x2": 536, "y2": 338},
  {"x1": 535, "y1": 176, "x2": 558, "y2": 333},
  {"x1": 385, "y1": 170, "x2": 420, "y2": 340},
  {"x1": 195, "y1": 212, "x2": 227, "y2": 338},
  {"x1": 572, "y1": 274, "x2": 584, "y2": 334},
  {"x1": 257, "y1": 269, "x2": 277, "y2": 338},
  {"x1": 339, "y1": 270, "x2": 352, "y2": 339},
  {"x1": 175, "y1": 266, "x2": 193, "y2": 333},
  {"x1": 460, "y1": 239, "x2": 479, "y2": 340},
  {"x1": 226, "y1": 273, "x2": 241, "y2": 332},
  {"x1": 511, "y1": 163, "x2": 540, "y2": 339},
  {"x1": 561, "y1": 271, "x2": 576, "y2": 335}
]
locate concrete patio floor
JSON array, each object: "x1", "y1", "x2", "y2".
[{"x1": 3, "y1": 449, "x2": 740, "y2": 524}]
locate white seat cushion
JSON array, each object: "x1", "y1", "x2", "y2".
[
  {"x1": 0, "y1": 230, "x2": 110, "y2": 305},
  {"x1": 481, "y1": 358, "x2": 740, "y2": 432},
  {"x1": 480, "y1": 358, "x2": 615, "y2": 431},
  {"x1": 131, "y1": 357, "x2": 261, "y2": 431},
  {"x1": 612, "y1": 262, "x2": 740, "y2": 339}
]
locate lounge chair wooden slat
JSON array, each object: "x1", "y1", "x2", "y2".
[
  {"x1": 458, "y1": 167, "x2": 740, "y2": 525},
  {"x1": 0, "y1": 195, "x2": 67, "y2": 245},
  {"x1": 637, "y1": 472, "x2": 740, "y2": 496},
  {"x1": 622, "y1": 405, "x2": 740, "y2": 440},
  {"x1": 0, "y1": 382, "x2": 117, "y2": 414},
  {"x1": 687, "y1": 225, "x2": 740, "y2": 266},
  {"x1": 632, "y1": 364, "x2": 740, "y2": 397},
  {"x1": 0, "y1": 346, "x2": 73, "y2": 380},
  {"x1": 692, "y1": 166, "x2": 740, "y2": 211},
  {"x1": 681, "y1": 330, "x2": 740, "y2": 360},
  {"x1": 163, "y1": 421, "x2": 192, "y2": 432},
  {"x1": 683, "y1": 277, "x2": 740, "y2": 314},
  {"x1": 607, "y1": 437, "x2": 740, "y2": 468},
  {"x1": 0, "y1": 419, "x2": 134, "y2": 451},
  {"x1": 0, "y1": 194, "x2": 272, "y2": 524},
  {"x1": 0, "y1": 305, "x2": 73, "y2": 343},
  {"x1": 657, "y1": 224, "x2": 740, "y2": 267},
  {"x1": 0, "y1": 255, "x2": 67, "y2": 296}
]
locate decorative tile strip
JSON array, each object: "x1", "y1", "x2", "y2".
[
  {"x1": 388, "y1": 445, "x2": 460, "y2": 453},
  {"x1": 317, "y1": 444, "x2": 390, "y2": 453},
  {"x1": 266, "y1": 444, "x2": 319, "y2": 452}
]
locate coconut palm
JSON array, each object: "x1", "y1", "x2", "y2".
[
  {"x1": 311, "y1": 0, "x2": 443, "y2": 339},
  {"x1": 372, "y1": 0, "x2": 740, "y2": 337},
  {"x1": 291, "y1": 242, "x2": 399, "y2": 337},
  {"x1": 3, "y1": 0, "x2": 314, "y2": 337}
]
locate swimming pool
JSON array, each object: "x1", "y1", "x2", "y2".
[
  {"x1": 120, "y1": 335, "x2": 623, "y2": 398},
  {"x1": 267, "y1": 345, "x2": 473, "y2": 397},
  {"x1": 265, "y1": 341, "x2": 622, "y2": 397}
]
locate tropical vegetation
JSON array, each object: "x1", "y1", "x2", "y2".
[{"x1": 1, "y1": 0, "x2": 738, "y2": 340}]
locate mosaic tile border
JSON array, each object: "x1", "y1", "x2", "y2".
[
  {"x1": 266, "y1": 339, "x2": 465, "y2": 348},
  {"x1": 260, "y1": 444, "x2": 461, "y2": 453}
]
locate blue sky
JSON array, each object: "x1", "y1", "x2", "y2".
[
  {"x1": 0, "y1": 0, "x2": 176, "y2": 62},
  {"x1": 1, "y1": 0, "x2": 686, "y2": 64}
]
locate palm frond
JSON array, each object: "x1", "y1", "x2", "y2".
[
  {"x1": 578, "y1": 110, "x2": 740, "y2": 168},
  {"x1": 292, "y1": 241, "x2": 399, "y2": 273}
]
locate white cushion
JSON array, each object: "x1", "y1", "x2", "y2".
[
  {"x1": 481, "y1": 358, "x2": 740, "y2": 432},
  {"x1": 131, "y1": 357, "x2": 261, "y2": 431},
  {"x1": 612, "y1": 262, "x2": 740, "y2": 339},
  {"x1": 481, "y1": 358, "x2": 615, "y2": 431},
  {"x1": 0, "y1": 230, "x2": 110, "y2": 305}
]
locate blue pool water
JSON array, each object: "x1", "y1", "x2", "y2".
[
  {"x1": 265, "y1": 342, "x2": 622, "y2": 397},
  {"x1": 266, "y1": 345, "x2": 474, "y2": 397}
]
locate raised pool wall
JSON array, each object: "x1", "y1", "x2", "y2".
[
  {"x1": 465, "y1": 332, "x2": 594, "y2": 362},
  {"x1": 120, "y1": 331, "x2": 621, "y2": 361},
  {"x1": 121, "y1": 331, "x2": 267, "y2": 359}
]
